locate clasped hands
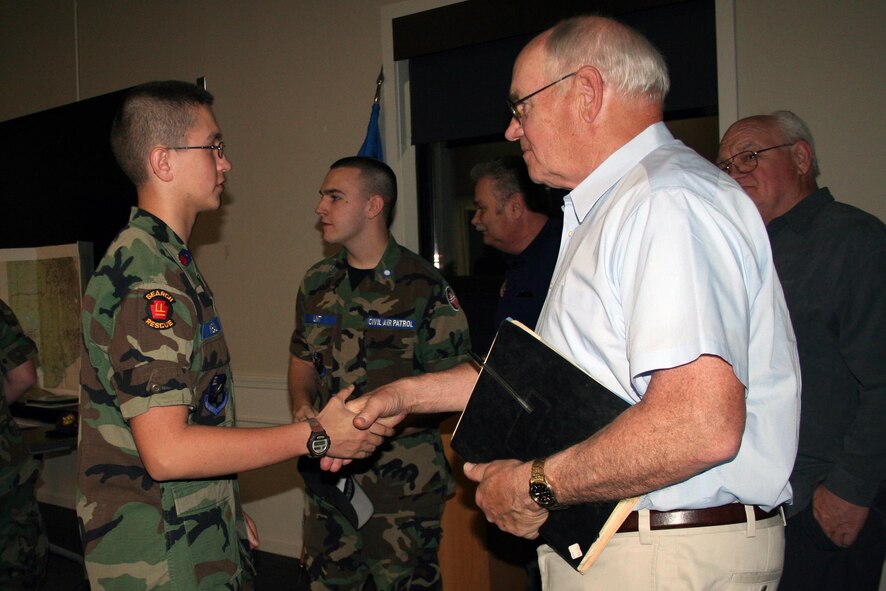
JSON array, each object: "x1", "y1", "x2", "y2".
[{"x1": 337, "y1": 387, "x2": 550, "y2": 539}]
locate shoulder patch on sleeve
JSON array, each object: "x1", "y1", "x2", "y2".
[
  {"x1": 144, "y1": 289, "x2": 175, "y2": 329},
  {"x1": 445, "y1": 285, "x2": 460, "y2": 311}
]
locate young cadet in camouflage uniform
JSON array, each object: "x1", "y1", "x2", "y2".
[
  {"x1": 288, "y1": 156, "x2": 472, "y2": 590},
  {"x1": 78, "y1": 82, "x2": 395, "y2": 591},
  {"x1": 0, "y1": 298, "x2": 48, "y2": 590}
]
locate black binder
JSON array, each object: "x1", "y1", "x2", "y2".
[{"x1": 451, "y1": 319, "x2": 637, "y2": 572}]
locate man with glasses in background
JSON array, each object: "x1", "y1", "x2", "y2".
[
  {"x1": 354, "y1": 15, "x2": 801, "y2": 590},
  {"x1": 719, "y1": 111, "x2": 886, "y2": 591},
  {"x1": 78, "y1": 81, "x2": 393, "y2": 590}
]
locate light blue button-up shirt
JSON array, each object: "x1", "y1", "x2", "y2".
[{"x1": 537, "y1": 123, "x2": 800, "y2": 511}]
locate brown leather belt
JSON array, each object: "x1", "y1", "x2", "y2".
[{"x1": 617, "y1": 504, "x2": 780, "y2": 533}]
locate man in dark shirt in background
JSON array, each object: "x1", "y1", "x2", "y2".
[
  {"x1": 470, "y1": 156, "x2": 562, "y2": 331},
  {"x1": 719, "y1": 110, "x2": 886, "y2": 590}
]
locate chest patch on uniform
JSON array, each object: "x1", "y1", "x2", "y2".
[
  {"x1": 305, "y1": 314, "x2": 336, "y2": 326},
  {"x1": 144, "y1": 290, "x2": 175, "y2": 329},
  {"x1": 365, "y1": 317, "x2": 416, "y2": 330},
  {"x1": 445, "y1": 285, "x2": 461, "y2": 311},
  {"x1": 202, "y1": 373, "x2": 229, "y2": 415},
  {"x1": 201, "y1": 316, "x2": 223, "y2": 339},
  {"x1": 179, "y1": 249, "x2": 192, "y2": 266}
]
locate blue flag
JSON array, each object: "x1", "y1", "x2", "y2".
[
  {"x1": 357, "y1": 102, "x2": 383, "y2": 160},
  {"x1": 358, "y1": 68, "x2": 384, "y2": 160}
]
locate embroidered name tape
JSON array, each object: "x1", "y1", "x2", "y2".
[
  {"x1": 366, "y1": 317, "x2": 416, "y2": 330},
  {"x1": 305, "y1": 314, "x2": 336, "y2": 326}
]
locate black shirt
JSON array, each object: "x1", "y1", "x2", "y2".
[
  {"x1": 767, "y1": 187, "x2": 886, "y2": 515},
  {"x1": 494, "y1": 215, "x2": 563, "y2": 330}
]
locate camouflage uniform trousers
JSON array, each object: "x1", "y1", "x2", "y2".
[
  {"x1": 0, "y1": 466, "x2": 48, "y2": 590},
  {"x1": 304, "y1": 493, "x2": 445, "y2": 591}
]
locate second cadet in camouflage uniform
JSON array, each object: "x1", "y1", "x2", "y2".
[
  {"x1": 0, "y1": 299, "x2": 48, "y2": 591},
  {"x1": 79, "y1": 82, "x2": 390, "y2": 591},
  {"x1": 289, "y1": 157, "x2": 472, "y2": 591}
]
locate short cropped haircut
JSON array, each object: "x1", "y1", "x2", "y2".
[
  {"x1": 545, "y1": 15, "x2": 670, "y2": 107},
  {"x1": 330, "y1": 156, "x2": 398, "y2": 227},
  {"x1": 768, "y1": 110, "x2": 820, "y2": 178},
  {"x1": 110, "y1": 80, "x2": 215, "y2": 186},
  {"x1": 470, "y1": 156, "x2": 550, "y2": 215}
]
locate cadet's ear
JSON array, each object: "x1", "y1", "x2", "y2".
[
  {"x1": 365, "y1": 194, "x2": 386, "y2": 220},
  {"x1": 149, "y1": 146, "x2": 174, "y2": 182}
]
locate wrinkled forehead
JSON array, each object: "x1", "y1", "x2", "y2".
[
  {"x1": 510, "y1": 36, "x2": 550, "y2": 97},
  {"x1": 719, "y1": 119, "x2": 782, "y2": 156}
]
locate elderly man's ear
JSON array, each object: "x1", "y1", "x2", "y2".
[
  {"x1": 575, "y1": 66, "x2": 605, "y2": 123},
  {"x1": 791, "y1": 141, "x2": 814, "y2": 176}
]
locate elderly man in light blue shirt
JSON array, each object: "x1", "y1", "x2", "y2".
[{"x1": 354, "y1": 15, "x2": 800, "y2": 590}]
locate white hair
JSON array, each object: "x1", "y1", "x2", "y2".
[
  {"x1": 769, "y1": 110, "x2": 820, "y2": 178},
  {"x1": 544, "y1": 16, "x2": 670, "y2": 106}
]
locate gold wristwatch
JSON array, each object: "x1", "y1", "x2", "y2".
[{"x1": 529, "y1": 458, "x2": 564, "y2": 510}]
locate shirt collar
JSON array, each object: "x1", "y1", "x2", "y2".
[
  {"x1": 768, "y1": 187, "x2": 833, "y2": 237},
  {"x1": 508, "y1": 215, "x2": 562, "y2": 263},
  {"x1": 129, "y1": 207, "x2": 187, "y2": 251},
  {"x1": 334, "y1": 235, "x2": 402, "y2": 289},
  {"x1": 567, "y1": 122, "x2": 675, "y2": 223}
]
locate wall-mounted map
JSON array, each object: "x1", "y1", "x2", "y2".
[{"x1": 0, "y1": 242, "x2": 92, "y2": 396}]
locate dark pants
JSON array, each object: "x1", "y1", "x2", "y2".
[{"x1": 780, "y1": 503, "x2": 885, "y2": 590}]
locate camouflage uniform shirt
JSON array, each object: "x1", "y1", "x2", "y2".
[
  {"x1": 79, "y1": 208, "x2": 252, "y2": 590},
  {"x1": 0, "y1": 298, "x2": 47, "y2": 588},
  {"x1": 290, "y1": 237, "x2": 471, "y2": 511}
]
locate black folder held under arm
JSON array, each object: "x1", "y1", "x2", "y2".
[{"x1": 451, "y1": 318, "x2": 639, "y2": 573}]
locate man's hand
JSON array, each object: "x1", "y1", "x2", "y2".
[
  {"x1": 351, "y1": 385, "x2": 409, "y2": 430},
  {"x1": 812, "y1": 484, "x2": 869, "y2": 547},
  {"x1": 464, "y1": 459, "x2": 549, "y2": 539},
  {"x1": 316, "y1": 387, "x2": 396, "y2": 462}
]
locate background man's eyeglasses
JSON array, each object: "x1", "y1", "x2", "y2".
[
  {"x1": 507, "y1": 72, "x2": 577, "y2": 122},
  {"x1": 717, "y1": 143, "x2": 793, "y2": 174},
  {"x1": 166, "y1": 142, "x2": 226, "y2": 160}
]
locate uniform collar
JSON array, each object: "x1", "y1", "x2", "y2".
[
  {"x1": 335, "y1": 235, "x2": 402, "y2": 290},
  {"x1": 130, "y1": 207, "x2": 193, "y2": 268},
  {"x1": 130, "y1": 207, "x2": 187, "y2": 250}
]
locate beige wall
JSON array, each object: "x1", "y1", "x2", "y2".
[{"x1": 726, "y1": 0, "x2": 885, "y2": 222}]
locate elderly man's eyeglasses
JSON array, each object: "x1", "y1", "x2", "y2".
[
  {"x1": 166, "y1": 142, "x2": 226, "y2": 160},
  {"x1": 507, "y1": 72, "x2": 577, "y2": 122},
  {"x1": 716, "y1": 143, "x2": 793, "y2": 175}
]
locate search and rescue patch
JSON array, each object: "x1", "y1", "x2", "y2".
[
  {"x1": 365, "y1": 317, "x2": 416, "y2": 330},
  {"x1": 305, "y1": 314, "x2": 336, "y2": 326},
  {"x1": 201, "y1": 316, "x2": 223, "y2": 339},
  {"x1": 144, "y1": 289, "x2": 175, "y2": 329},
  {"x1": 445, "y1": 285, "x2": 461, "y2": 311}
]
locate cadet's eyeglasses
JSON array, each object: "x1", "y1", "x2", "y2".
[{"x1": 166, "y1": 142, "x2": 226, "y2": 160}]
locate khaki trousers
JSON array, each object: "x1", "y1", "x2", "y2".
[{"x1": 538, "y1": 509, "x2": 785, "y2": 591}]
